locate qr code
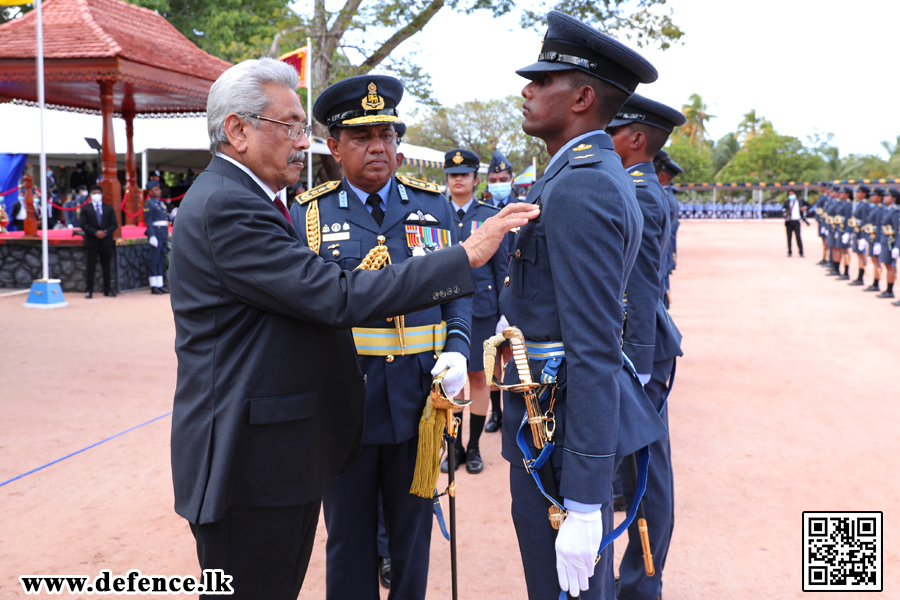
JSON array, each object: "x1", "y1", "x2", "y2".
[{"x1": 803, "y1": 512, "x2": 882, "y2": 591}]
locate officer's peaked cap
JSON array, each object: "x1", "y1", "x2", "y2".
[
  {"x1": 488, "y1": 151, "x2": 513, "y2": 174},
  {"x1": 314, "y1": 75, "x2": 404, "y2": 130},
  {"x1": 608, "y1": 93, "x2": 687, "y2": 133},
  {"x1": 444, "y1": 149, "x2": 480, "y2": 174}
]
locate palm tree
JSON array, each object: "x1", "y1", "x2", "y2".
[
  {"x1": 676, "y1": 93, "x2": 716, "y2": 146},
  {"x1": 819, "y1": 146, "x2": 859, "y2": 181},
  {"x1": 713, "y1": 133, "x2": 741, "y2": 178},
  {"x1": 737, "y1": 110, "x2": 773, "y2": 142}
]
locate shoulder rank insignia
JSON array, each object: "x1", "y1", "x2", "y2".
[
  {"x1": 477, "y1": 201, "x2": 501, "y2": 211},
  {"x1": 299, "y1": 180, "x2": 340, "y2": 204},
  {"x1": 629, "y1": 171, "x2": 644, "y2": 177},
  {"x1": 396, "y1": 175, "x2": 440, "y2": 194},
  {"x1": 572, "y1": 144, "x2": 592, "y2": 151}
]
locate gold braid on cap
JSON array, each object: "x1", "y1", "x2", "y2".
[{"x1": 306, "y1": 200, "x2": 320, "y2": 254}]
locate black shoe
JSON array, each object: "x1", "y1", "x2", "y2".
[
  {"x1": 151, "y1": 287, "x2": 165, "y2": 295},
  {"x1": 864, "y1": 284, "x2": 880, "y2": 292},
  {"x1": 465, "y1": 448, "x2": 483, "y2": 474},
  {"x1": 484, "y1": 412, "x2": 501, "y2": 433},
  {"x1": 787, "y1": 252, "x2": 792, "y2": 257},
  {"x1": 876, "y1": 291, "x2": 895, "y2": 299},
  {"x1": 440, "y1": 446, "x2": 464, "y2": 473},
  {"x1": 85, "y1": 291, "x2": 93, "y2": 299},
  {"x1": 378, "y1": 557, "x2": 391, "y2": 589},
  {"x1": 799, "y1": 252, "x2": 804, "y2": 257},
  {"x1": 160, "y1": 287, "x2": 170, "y2": 294},
  {"x1": 826, "y1": 269, "x2": 840, "y2": 276},
  {"x1": 848, "y1": 280, "x2": 865, "y2": 286},
  {"x1": 892, "y1": 299, "x2": 900, "y2": 307},
  {"x1": 837, "y1": 274, "x2": 850, "y2": 280},
  {"x1": 613, "y1": 494, "x2": 627, "y2": 512},
  {"x1": 104, "y1": 290, "x2": 117, "y2": 297},
  {"x1": 817, "y1": 259, "x2": 828, "y2": 265}
]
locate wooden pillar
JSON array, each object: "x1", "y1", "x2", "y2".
[
  {"x1": 123, "y1": 109, "x2": 138, "y2": 226},
  {"x1": 23, "y1": 174, "x2": 37, "y2": 236},
  {"x1": 99, "y1": 79, "x2": 122, "y2": 238}
]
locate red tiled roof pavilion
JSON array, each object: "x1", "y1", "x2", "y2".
[{"x1": 0, "y1": 0, "x2": 232, "y2": 228}]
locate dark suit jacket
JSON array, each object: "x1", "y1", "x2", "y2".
[
  {"x1": 169, "y1": 156, "x2": 476, "y2": 525},
  {"x1": 80, "y1": 201, "x2": 118, "y2": 247}
]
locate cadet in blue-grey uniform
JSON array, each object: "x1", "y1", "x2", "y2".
[
  {"x1": 848, "y1": 185, "x2": 871, "y2": 286},
  {"x1": 290, "y1": 75, "x2": 474, "y2": 600},
  {"x1": 876, "y1": 188, "x2": 899, "y2": 299},
  {"x1": 862, "y1": 188, "x2": 885, "y2": 292},
  {"x1": 607, "y1": 93, "x2": 685, "y2": 600},
  {"x1": 439, "y1": 148, "x2": 506, "y2": 474},
  {"x1": 143, "y1": 179, "x2": 171, "y2": 294},
  {"x1": 835, "y1": 186, "x2": 854, "y2": 280},
  {"x1": 484, "y1": 150, "x2": 519, "y2": 434},
  {"x1": 813, "y1": 183, "x2": 830, "y2": 265},
  {"x1": 499, "y1": 11, "x2": 667, "y2": 599},
  {"x1": 655, "y1": 152, "x2": 684, "y2": 308}
]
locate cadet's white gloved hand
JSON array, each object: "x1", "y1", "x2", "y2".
[
  {"x1": 495, "y1": 314, "x2": 509, "y2": 335},
  {"x1": 874, "y1": 243, "x2": 882, "y2": 255},
  {"x1": 858, "y1": 239, "x2": 867, "y2": 252},
  {"x1": 149, "y1": 236, "x2": 159, "y2": 247},
  {"x1": 820, "y1": 226, "x2": 826, "y2": 236},
  {"x1": 556, "y1": 507, "x2": 603, "y2": 595},
  {"x1": 432, "y1": 352, "x2": 467, "y2": 397},
  {"x1": 842, "y1": 232, "x2": 850, "y2": 244},
  {"x1": 893, "y1": 247, "x2": 899, "y2": 259}
]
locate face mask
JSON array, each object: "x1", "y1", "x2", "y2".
[
  {"x1": 91, "y1": 193, "x2": 102, "y2": 202},
  {"x1": 488, "y1": 182, "x2": 512, "y2": 201},
  {"x1": 788, "y1": 194, "x2": 796, "y2": 201}
]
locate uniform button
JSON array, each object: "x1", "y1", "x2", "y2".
[
  {"x1": 439, "y1": 290, "x2": 446, "y2": 298},
  {"x1": 363, "y1": 375, "x2": 367, "y2": 383},
  {"x1": 432, "y1": 292, "x2": 440, "y2": 300},
  {"x1": 504, "y1": 276, "x2": 510, "y2": 287},
  {"x1": 515, "y1": 249, "x2": 521, "y2": 258},
  {"x1": 458, "y1": 222, "x2": 463, "y2": 228},
  {"x1": 386, "y1": 317, "x2": 393, "y2": 322},
  {"x1": 386, "y1": 355, "x2": 394, "y2": 363},
  {"x1": 446, "y1": 287, "x2": 453, "y2": 296},
  {"x1": 453, "y1": 286, "x2": 460, "y2": 294},
  {"x1": 332, "y1": 249, "x2": 340, "y2": 258},
  {"x1": 487, "y1": 285, "x2": 492, "y2": 290}
]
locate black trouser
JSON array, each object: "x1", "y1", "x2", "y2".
[
  {"x1": 190, "y1": 501, "x2": 322, "y2": 600},
  {"x1": 785, "y1": 220, "x2": 803, "y2": 254},
  {"x1": 85, "y1": 245, "x2": 112, "y2": 292}
]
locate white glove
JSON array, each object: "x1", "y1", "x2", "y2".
[
  {"x1": 149, "y1": 236, "x2": 159, "y2": 248},
  {"x1": 874, "y1": 243, "x2": 882, "y2": 255},
  {"x1": 841, "y1": 233, "x2": 850, "y2": 244},
  {"x1": 893, "y1": 247, "x2": 899, "y2": 259},
  {"x1": 495, "y1": 314, "x2": 509, "y2": 336},
  {"x1": 170, "y1": 207, "x2": 178, "y2": 219},
  {"x1": 820, "y1": 226, "x2": 826, "y2": 236},
  {"x1": 858, "y1": 239, "x2": 867, "y2": 253},
  {"x1": 432, "y1": 351, "x2": 467, "y2": 397},
  {"x1": 555, "y1": 507, "x2": 603, "y2": 595}
]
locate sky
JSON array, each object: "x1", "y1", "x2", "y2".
[{"x1": 334, "y1": 0, "x2": 900, "y2": 159}]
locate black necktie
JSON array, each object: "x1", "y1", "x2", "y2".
[
  {"x1": 367, "y1": 194, "x2": 384, "y2": 226},
  {"x1": 457, "y1": 208, "x2": 465, "y2": 220},
  {"x1": 497, "y1": 201, "x2": 505, "y2": 210}
]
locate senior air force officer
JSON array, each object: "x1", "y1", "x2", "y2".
[{"x1": 168, "y1": 57, "x2": 539, "y2": 599}]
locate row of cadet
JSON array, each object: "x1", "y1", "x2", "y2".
[
  {"x1": 286, "y1": 11, "x2": 686, "y2": 599},
  {"x1": 677, "y1": 201, "x2": 790, "y2": 219},
  {"x1": 811, "y1": 183, "x2": 900, "y2": 304}
]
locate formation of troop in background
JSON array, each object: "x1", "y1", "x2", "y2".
[
  {"x1": 811, "y1": 183, "x2": 900, "y2": 304},
  {"x1": 678, "y1": 200, "x2": 787, "y2": 219}
]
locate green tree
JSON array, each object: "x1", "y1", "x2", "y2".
[
  {"x1": 405, "y1": 95, "x2": 549, "y2": 178},
  {"x1": 880, "y1": 134, "x2": 900, "y2": 175},
  {"x1": 712, "y1": 132, "x2": 740, "y2": 176},
  {"x1": 736, "y1": 109, "x2": 773, "y2": 143},
  {"x1": 818, "y1": 146, "x2": 859, "y2": 181},
  {"x1": 664, "y1": 137, "x2": 716, "y2": 183},
  {"x1": 671, "y1": 93, "x2": 715, "y2": 146},
  {"x1": 718, "y1": 131, "x2": 822, "y2": 183}
]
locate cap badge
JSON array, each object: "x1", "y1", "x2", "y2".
[
  {"x1": 500, "y1": 161, "x2": 506, "y2": 170},
  {"x1": 362, "y1": 82, "x2": 385, "y2": 110},
  {"x1": 452, "y1": 152, "x2": 464, "y2": 165},
  {"x1": 573, "y1": 144, "x2": 592, "y2": 151}
]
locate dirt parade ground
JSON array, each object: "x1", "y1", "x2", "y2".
[{"x1": 1, "y1": 219, "x2": 897, "y2": 599}]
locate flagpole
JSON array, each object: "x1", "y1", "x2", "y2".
[
  {"x1": 307, "y1": 37, "x2": 313, "y2": 191},
  {"x1": 37, "y1": 0, "x2": 48, "y2": 280}
]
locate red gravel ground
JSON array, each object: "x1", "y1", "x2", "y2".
[{"x1": 1, "y1": 220, "x2": 897, "y2": 599}]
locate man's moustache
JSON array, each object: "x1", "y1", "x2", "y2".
[{"x1": 288, "y1": 152, "x2": 305, "y2": 164}]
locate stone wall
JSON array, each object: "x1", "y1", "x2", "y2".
[{"x1": 0, "y1": 243, "x2": 159, "y2": 293}]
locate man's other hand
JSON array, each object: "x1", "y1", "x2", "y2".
[
  {"x1": 96, "y1": 230, "x2": 107, "y2": 239},
  {"x1": 460, "y1": 203, "x2": 540, "y2": 267}
]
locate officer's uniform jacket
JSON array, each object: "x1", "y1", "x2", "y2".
[
  {"x1": 814, "y1": 194, "x2": 829, "y2": 235},
  {"x1": 663, "y1": 185, "x2": 679, "y2": 274},
  {"x1": 825, "y1": 198, "x2": 840, "y2": 246},
  {"x1": 850, "y1": 200, "x2": 870, "y2": 248},
  {"x1": 451, "y1": 199, "x2": 507, "y2": 320},
  {"x1": 498, "y1": 133, "x2": 666, "y2": 507},
  {"x1": 623, "y1": 164, "x2": 681, "y2": 375},
  {"x1": 864, "y1": 203, "x2": 884, "y2": 257},
  {"x1": 143, "y1": 197, "x2": 170, "y2": 236},
  {"x1": 290, "y1": 176, "x2": 473, "y2": 446},
  {"x1": 878, "y1": 204, "x2": 900, "y2": 264}
]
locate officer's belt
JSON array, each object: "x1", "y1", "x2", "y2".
[
  {"x1": 353, "y1": 321, "x2": 447, "y2": 356},
  {"x1": 150, "y1": 221, "x2": 169, "y2": 227}
]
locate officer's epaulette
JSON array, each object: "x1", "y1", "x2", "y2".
[
  {"x1": 477, "y1": 200, "x2": 501, "y2": 211},
  {"x1": 396, "y1": 174, "x2": 441, "y2": 194},
  {"x1": 568, "y1": 143, "x2": 603, "y2": 167},
  {"x1": 629, "y1": 170, "x2": 648, "y2": 188},
  {"x1": 298, "y1": 180, "x2": 340, "y2": 205}
]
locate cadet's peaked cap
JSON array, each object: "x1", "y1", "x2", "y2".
[
  {"x1": 871, "y1": 187, "x2": 885, "y2": 196},
  {"x1": 444, "y1": 149, "x2": 480, "y2": 174},
  {"x1": 840, "y1": 186, "x2": 854, "y2": 195},
  {"x1": 314, "y1": 75, "x2": 404, "y2": 129},
  {"x1": 857, "y1": 184, "x2": 871, "y2": 195},
  {"x1": 488, "y1": 151, "x2": 513, "y2": 174},
  {"x1": 887, "y1": 187, "x2": 900, "y2": 198},
  {"x1": 661, "y1": 158, "x2": 684, "y2": 176},
  {"x1": 145, "y1": 180, "x2": 160, "y2": 189},
  {"x1": 655, "y1": 149, "x2": 669, "y2": 162},
  {"x1": 608, "y1": 93, "x2": 687, "y2": 133},
  {"x1": 516, "y1": 11, "x2": 658, "y2": 94}
]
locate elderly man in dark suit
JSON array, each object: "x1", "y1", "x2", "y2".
[
  {"x1": 80, "y1": 183, "x2": 118, "y2": 298},
  {"x1": 168, "y1": 57, "x2": 538, "y2": 600}
]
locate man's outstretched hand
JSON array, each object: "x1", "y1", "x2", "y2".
[{"x1": 460, "y1": 202, "x2": 540, "y2": 267}]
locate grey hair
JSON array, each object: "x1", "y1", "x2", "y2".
[{"x1": 206, "y1": 57, "x2": 300, "y2": 155}]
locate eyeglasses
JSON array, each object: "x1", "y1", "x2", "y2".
[{"x1": 249, "y1": 115, "x2": 311, "y2": 140}]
